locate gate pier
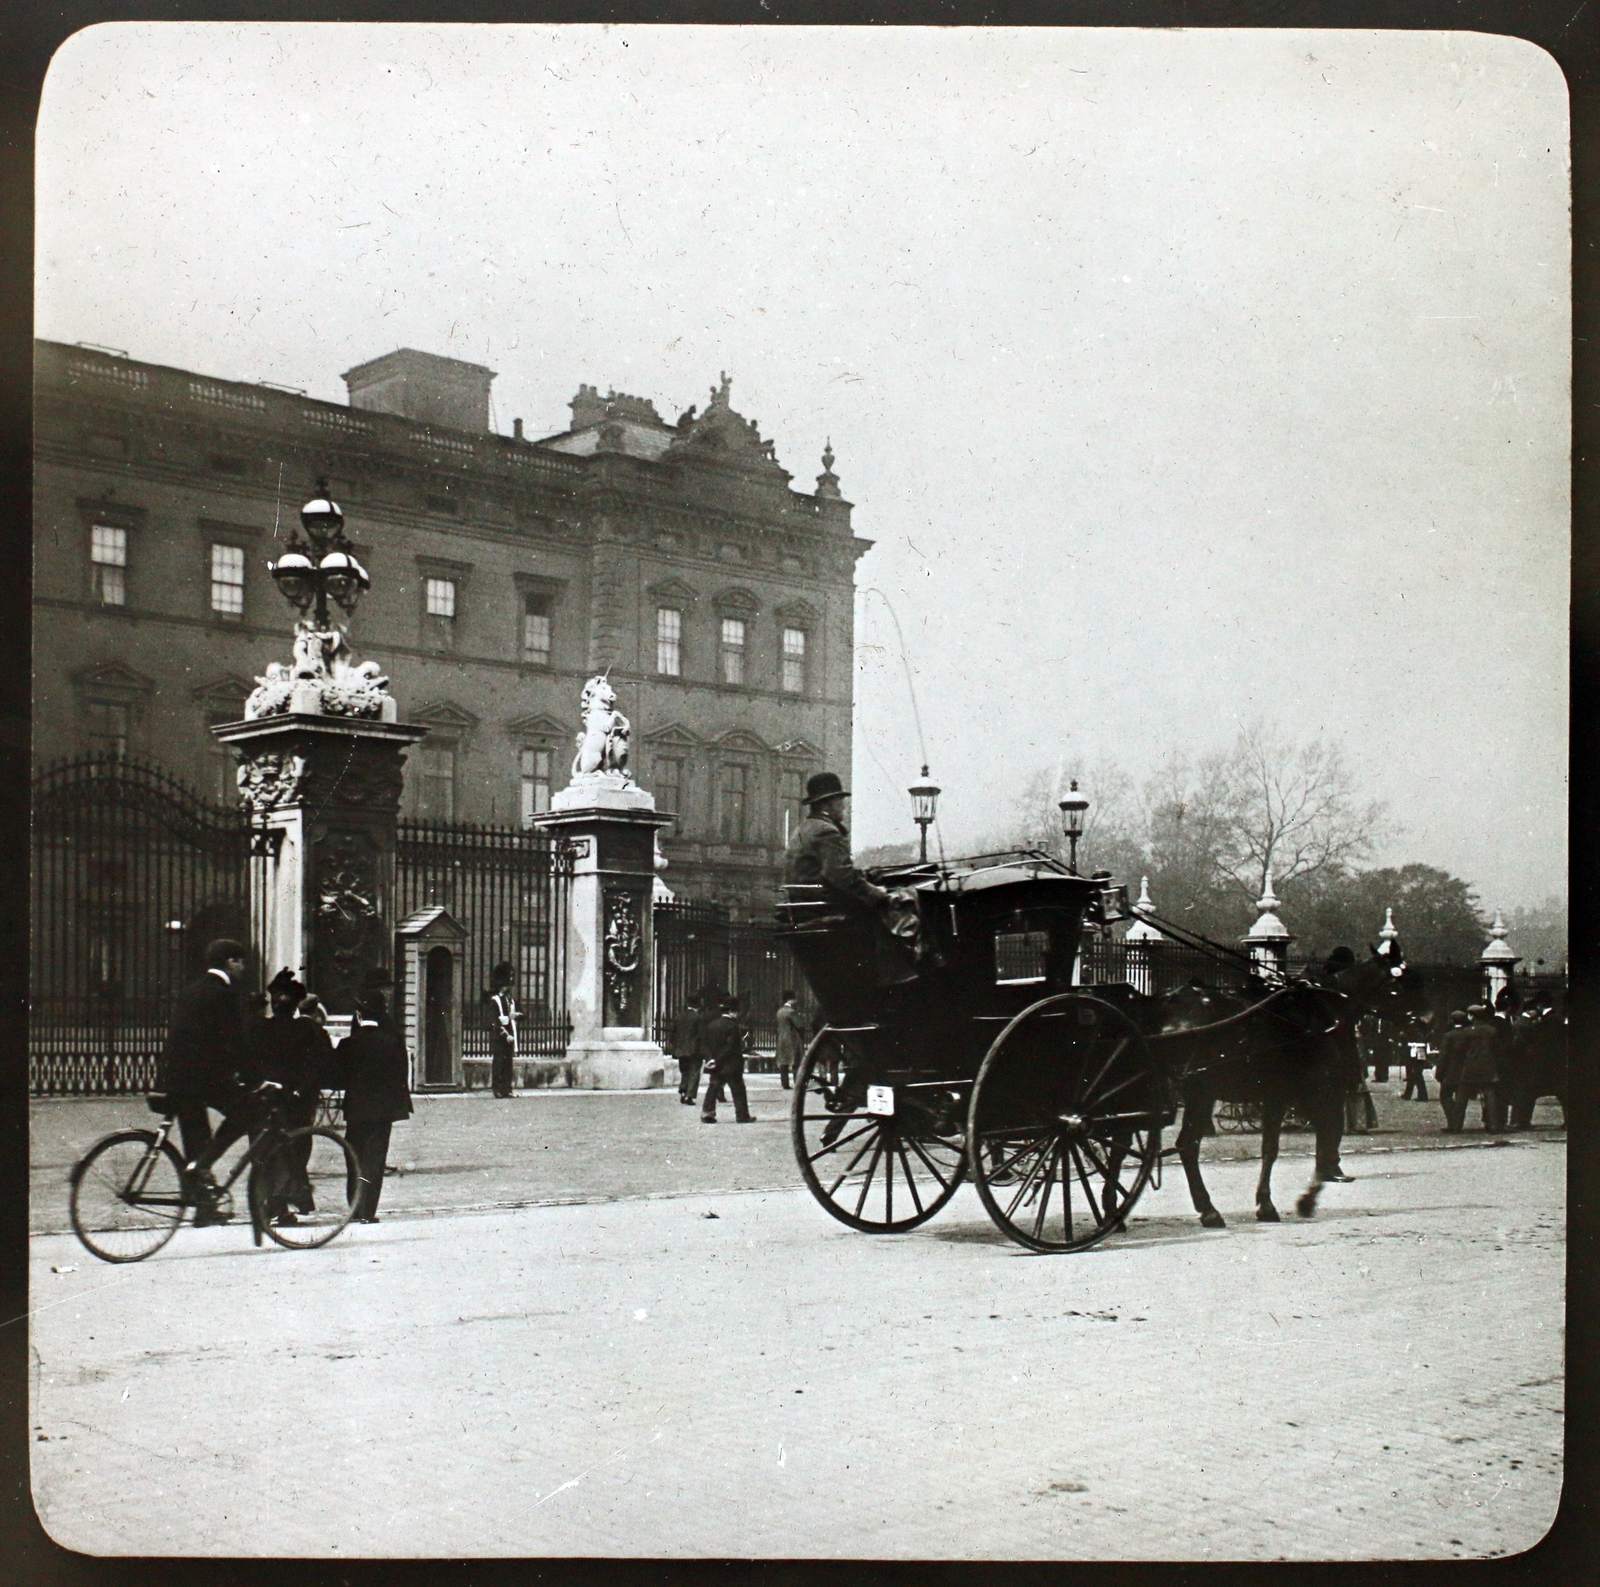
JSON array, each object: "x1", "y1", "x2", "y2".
[{"x1": 213, "y1": 715, "x2": 427, "y2": 1012}]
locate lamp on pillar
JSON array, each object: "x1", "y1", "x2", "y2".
[
  {"x1": 269, "y1": 481, "x2": 370, "y2": 631},
  {"x1": 1058, "y1": 780, "x2": 1089, "y2": 874},
  {"x1": 909, "y1": 765, "x2": 940, "y2": 864}
]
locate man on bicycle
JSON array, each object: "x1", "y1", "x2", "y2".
[{"x1": 156, "y1": 938, "x2": 250, "y2": 1226}]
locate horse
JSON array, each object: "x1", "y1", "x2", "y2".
[{"x1": 1149, "y1": 941, "x2": 1426, "y2": 1227}]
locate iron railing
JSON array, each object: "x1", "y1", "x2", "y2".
[
  {"x1": 30, "y1": 756, "x2": 262, "y2": 1095},
  {"x1": 395, "y1": 819, "x2": 572, "y2": 1061}
]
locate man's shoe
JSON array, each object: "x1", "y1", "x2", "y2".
[
  {"x1": 271, "y1": 1212, "x2": 300, "y2": 1228},
  {"x1": 701, "y1": 1116, "x2": 716, "y2": 1124},
  {"x1": 1320, "y1": 1169, "x2": 1355, "y2": 1183},
  {"x1": 737, "y1": 1116, "x2": 757, "y2": 1124}
]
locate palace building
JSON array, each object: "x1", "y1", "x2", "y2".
[{"x1": 33, "y1": 340, "x2": 871, "y2": 917}]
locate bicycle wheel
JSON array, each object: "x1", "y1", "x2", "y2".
[
  {"x1": 69, "y1": 1130, "x2": 187, "y2": 1263},
  {"x1": 248, "y1": 1127, "x2": 361, "y2": 1249}
]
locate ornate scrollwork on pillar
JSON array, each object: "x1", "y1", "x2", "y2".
[
  {"x1": 236, "y1": 751, "x2": 307, "y2": 813},
  {"x1": 603, "y1": 886, "x2": 643, "y2": 1025},
  {"x1": 312, "y1": 829, "x2": 385, "y2": 1009}
]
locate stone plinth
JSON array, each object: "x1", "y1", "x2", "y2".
[
  {"x1": 212, "y1": 713, "x2": 427, "y2": 1013},
  {"x1": 531, "y1": 789, "x2": 674, "y2": 1090}
]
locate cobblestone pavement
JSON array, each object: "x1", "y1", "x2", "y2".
[
  {"x1": 28, "y1": 1076, "x2": 1567, "y2": 1236},
  {"x1": 29, "y1": 1135, "x2": 1562, "y2": 1560}
]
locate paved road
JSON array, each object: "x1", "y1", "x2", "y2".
[
  {"x1": 29, "y1": 1076, "x2": 1566, "y2": 1235},
  {"x1": 29, "y1": 1134, "x2": 1563, "y2": 1560}
]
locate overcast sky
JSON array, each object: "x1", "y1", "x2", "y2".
[{"x1": 37, "y1": 24, "x2": 1568, "y2": 914}]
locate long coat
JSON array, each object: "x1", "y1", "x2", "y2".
[
  {"x1": 775, "y1": 1002, "x2": 809, "y2": 1066},
  {"x1": 338, "y1": 1023, "x2": 414, "y2": 1125},
  {"x1": 668, "y1": 1007, "x2": 706, "y2": 1062},
  {"x1": 245, "y1": 1013, "x2": 335, "y2": 1098},
  {"x1": 157, "y1": 970, "x2": 245, "y2": 1100},
  {"x1": 785, "y1": 814, "x2": 888, "y2": 910},
  {"x1": 1460, "y1": 1022, "x2": 1507, "y2": 1087}
]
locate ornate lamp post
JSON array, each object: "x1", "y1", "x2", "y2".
[
  {"x1": 268, "y1": 480, "x2": 370, "y2": 631},
  {"x1": 1058, "y1": 780, "x2": 1089, "y2": 873},
  {"x1": 909, "y1": 765, "x2": 940, "y2": 864}
]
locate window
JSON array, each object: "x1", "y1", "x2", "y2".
[
  {"x1": 425, "y1": 578, "x2": 456, "y2": 651},
  {"x1": 206, "y1": 716, "x2": 239, "y2": 801},
  {"x1": 520, "y1": 747, "x2": 552, "y2": 825},
  {"x1": 718, "y1": 762, "x2": 750, "y2": 843},
  {"x1": 417, "y1": 741, "x2": 457, "y2": 821},
  {"x1": 720, "y1": 618, "x2": 746, "y2": 686},
  {"x1": 523, "y1": 596, "x2": 552, "y2": 666},
  {"x1": 653, "y1": 756, "x2": 684, "y2": 833},
  {"x1": 86, "y1": 701, "x2": 129, "y2": 759},
  {"x1": 90, "y1": 525, "x2": 126, "y2": 606},
  {"x1": 656, "y1": 608, "x2": 682, "y2": 676},
  {"x1": 780, "y1": 766, "x2": 809, "y2": 847},
  {"x1": 210, "y1": 543, "x2": 245, "y2": 616},
  {"x1": 782, "y1": 627, "x2": 807, "y2": 693}
]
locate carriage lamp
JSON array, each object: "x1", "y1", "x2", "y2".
[
  {"x1": 909, "y1": 765, "x2": 941, "y2": 864},
  {"x1": 1058, "y1": 780, "x2": 1089, "y2": 873},
  {"x1": 268, "y1": 478, "x2": 370, "y2": 629}
]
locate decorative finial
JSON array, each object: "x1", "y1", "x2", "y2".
[
  {"x1": 816, "y1": 438, "x2": 841, "y2": 500},
  {"x1": 822, "y1": 439, "x2": 835, "y2": 472},
  {"x1": 1379, "y1": 907, "x2": 1399, "y2": 942},
  {"x1": 1135, "y1": 876, "x2": 1153, "y2": 914},
  {"x1": 1256, "y1": 867, "x2": 1279, "y2": 912}
]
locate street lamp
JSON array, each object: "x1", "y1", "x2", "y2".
[
  {"x1": 1058, "y1": 779, "x2": 1089, "y2": 874},
  {"x1": 909, "y1": 765, "x2": 940, "y2": 864},
  {"x1": 268, "y1": 478, "x2": 370, "y2": 629}
]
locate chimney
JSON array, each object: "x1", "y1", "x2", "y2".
[
  {"x1": 342, "y1": 349, "x2": 497, "y2": 433},
  {"x1": 513, "y1": 417, "x2": 524, "y2": 441}
]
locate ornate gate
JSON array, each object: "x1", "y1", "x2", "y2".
[
  {"x1": 395, "y1": 819, "x2": 572, "y2": 1062},
  {"x1": 30, "y1": 757, "x2": 260, "y2": 1095}
]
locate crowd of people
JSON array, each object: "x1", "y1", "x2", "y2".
[
  {"x1": 155, "y1": 937, "x2": 412, "y2": 1227},
  {"x1": 663, "y1": 986, "x2": 812, "y2": 1122}
]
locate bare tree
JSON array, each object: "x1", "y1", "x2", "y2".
[{"x1": 1218, "y1": 722, "x2": 1391, "y2": 903}]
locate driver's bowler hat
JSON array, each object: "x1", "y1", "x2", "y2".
[{"x1": 803, "y1": 771, "x2": 849, "y2": 806}]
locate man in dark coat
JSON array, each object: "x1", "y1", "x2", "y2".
[
  {"x1": 700, "y1": 994, "x2": 754, "y2": 1124},
  {"x1": 339, "y1": 990, "x2": 413, "y2": 1222},
  {"x1": 1435, "y1": 1009, "x2": 1471, "y2": 1132},
  {"x1": 246, "y1": 970, "x2": 335, "y2": 1225},
  {"x1": 785, "y1": 772, "x2": 921, "y2": 985},
  {"x1": 1459, "y1": 1004, "x2": 1507, "y2": 1131},
  {"x1": 775, "y1": 989, "x2": 809, "y2": 1091},
  {"x1": 672, "y1": 991, "x2": 707, "y2": 1105},
  {"x1": 156, "y1": 938, "x2": 249, "y2": 1224}
]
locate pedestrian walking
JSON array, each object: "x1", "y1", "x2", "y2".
[
  {"x1": 155, "y1": 938, "x2": 250, "y2": 1226},
  {"x1": 338, "y1": 990, "x2": 413, "y2": 1223},
  {"x1": 1460, "y1": 1005, "x2": 1507, "y2": 1132},
  {"x1": 1435, "y1": 1009, "x2": 1471, "y2": 1131},
  {"x1": 1400, "y1": 1032, "x2": 1432, "y2": 1102},
  {"x1": 700, "y1": 993, "x2": 754, "y2": 1124},
  {"x1": 775, "y1": 989, "x2": 808, "y2": 1091},
  {"x1": 487, "y1": 962, "x2": 520, "y2": 1099},
  {"x1": 671, "y1": 990, "x2": 707, "y2": 1105}
]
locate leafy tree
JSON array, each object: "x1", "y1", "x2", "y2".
[
  {"x1": 1285, "y1": 864, "x2": 1487, "y2": 965},
  {"x1": 1503, "y1": 897, "x2": 1568, "y2": 973}
]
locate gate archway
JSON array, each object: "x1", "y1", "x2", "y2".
[{"x1": 30, "y1": 757, "x2": 258, "y2": 1095}]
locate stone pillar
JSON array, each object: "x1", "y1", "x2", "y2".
[
  {"x1": 1242, "y1": 869, "x2": 1295, "y2": 983},
  {"x1": 1479, "y1": 912, "x2": 1521, "y2": 1011},
  {"x1": 531, "y1": 778, "x2": 674, "y2": 1089},
  {"x1": 214, "y1": 715, "x2": 427, "y2": 1013},
  {"x1": 1123, "y1": 875, "x2": 1165, "y2": 996}
]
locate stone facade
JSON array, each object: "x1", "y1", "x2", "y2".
[{"x1": 33, "y1": 340, "x2": 871, "y2": 918}]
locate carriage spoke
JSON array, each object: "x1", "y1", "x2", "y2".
[
  {"x1": 1075, "y1": 1037, "x2": 1130, "y2": 1107},
  {"x1": 904, "y1": 1133, "x2": 956, "y2": 1191},
  {"x1": 1080, "y1": 1065, "x2": 1148, "y2": 1111},
  {"x1": 824, "y1": 1126, "x2": 882, "y2": 1196},
  {"x1": 809, "y1": 1119, "x2": 877, "y2": 1164},
  {"x1": 894, "y1": 1139, "x2": 926, "y2": 1216},
  {"x1": 1030, "y1": 1144, "x2": 1059, "y2": 1240},
  {"x1": 1068, "y1": 1140, "x2": 1102, "y2": 1215},
  {"x1": 988, "y1": 1133, "x2": 1055, "y2": 1183},
  {"x1": 1004, "y1": 1137, "x2": 1056, "y2": 1221},
  {"x1": 852, "y1": 1136, "x2": 887, "y2": 1218}
]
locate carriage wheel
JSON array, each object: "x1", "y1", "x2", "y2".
[
  {"x1": 969, "y1": 994, "x2": 1163, "y2": 1254},
  {"x1": 792, "y1": 1029, "x2": 968, "y2": 1233}
]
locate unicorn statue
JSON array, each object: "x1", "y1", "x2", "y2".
[{"x1": 571, "y1": 672, "x2": 633, "y2": 780}]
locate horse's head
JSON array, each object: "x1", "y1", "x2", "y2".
[{"x1": 1332, "y1": 938, "x2": 1426, "y2": 1026}]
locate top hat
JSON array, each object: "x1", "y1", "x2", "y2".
[{"x1": 803, "y1": 771, "x2": 848, "y2": 806}]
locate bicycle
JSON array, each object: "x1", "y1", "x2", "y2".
[{"x1": 68, "y1": 1087, "x2": 362, "y2": 1263}]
